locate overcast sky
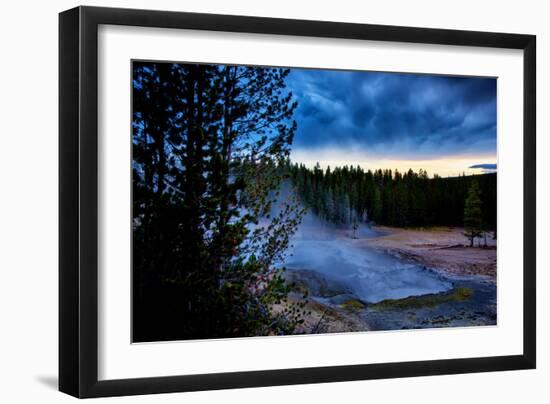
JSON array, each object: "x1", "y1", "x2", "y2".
[{"x1": 286, "y1": 68, "x2": 497, "y2": 177}]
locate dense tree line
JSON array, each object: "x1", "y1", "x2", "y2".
[
  {"x1": 288, "y1": 162, "x2": 496, "y2": 232},
  {"x1": 132, "y1": 61, "x2": 306, "y2": 342}
]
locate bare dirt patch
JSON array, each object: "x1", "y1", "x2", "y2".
[{"x1": 364, "y1": 226, "x2": 496, "y2": 278}]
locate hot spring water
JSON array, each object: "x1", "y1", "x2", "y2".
[{"x1": 283, "y1": 220, "x2": 452, "y2": 303}]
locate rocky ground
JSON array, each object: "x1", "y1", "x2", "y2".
[{"x1": 272, "y1": 289, "x2": 372, "y2": 335}]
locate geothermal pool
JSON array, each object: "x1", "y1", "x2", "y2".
[{"x1": 284, "y1": 223, "x2": 453, "y2": 303}]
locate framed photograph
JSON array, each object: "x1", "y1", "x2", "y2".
[{"x1": 59, "y1": 6, "x2": 536, "y2": 398}]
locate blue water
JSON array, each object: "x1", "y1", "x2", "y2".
[{"x1": 284, "y1": 224, "x2": 452, "y2": 303}]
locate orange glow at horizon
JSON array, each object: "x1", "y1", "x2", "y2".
[{"x1": 290, "y1": 148, "x2": 497, "y2": 178}]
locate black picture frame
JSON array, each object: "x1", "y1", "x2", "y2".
[{"x1": 59, "y1": 5, "x2": 536, "y2": 398}]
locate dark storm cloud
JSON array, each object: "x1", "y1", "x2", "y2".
[{"x1": 286, "y1": 69, "x2": 497, "y2": 159}]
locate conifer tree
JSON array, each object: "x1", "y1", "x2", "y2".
[
  {"x1": 372, "y1": 185, "x2": 383, "y2": 223},
  {"x1": 288, "y1": 163, "x2": 495, "y2": 232},
  {"x1": 464, "y1": 181, "x2": 483, "y2": 247},
  {"x1": 132, "y1": 62, "x2": 305, "y2": 341}
]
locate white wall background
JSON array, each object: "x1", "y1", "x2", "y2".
[{"x1": 0, "y1": 0, "x2": 546, "y2": 402}]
